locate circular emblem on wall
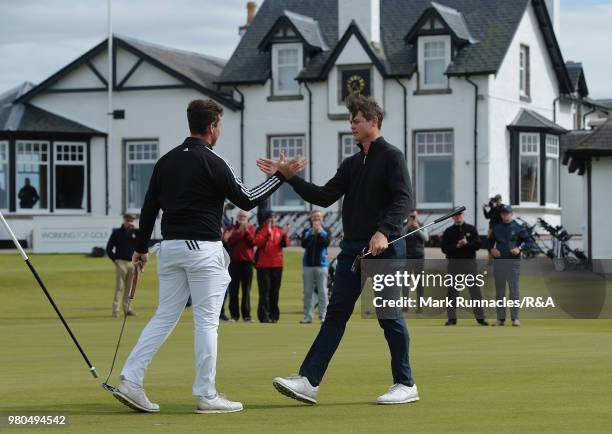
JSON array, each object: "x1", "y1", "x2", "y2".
[{"x1": 346, "y1": 74, "x2": 366, "y2": 95}]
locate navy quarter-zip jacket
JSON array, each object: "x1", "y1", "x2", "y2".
[{"x1": 287, "y1": 136, "x2": 412, "y2": 241}]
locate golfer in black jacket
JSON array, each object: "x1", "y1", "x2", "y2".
[
  {"x1": 258, "y1": 94, "x2": 419, "y2": 405},
  {"x1": 113, "y1": 99, "x2": 304, "y2": 414}
]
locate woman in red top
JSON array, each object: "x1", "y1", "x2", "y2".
[
  {"x1": 254, "y1": 210, "x2": 290, "y2": 323},
  {"x1": 224, "y1": 210, "x2": 256, "y2": 322}
]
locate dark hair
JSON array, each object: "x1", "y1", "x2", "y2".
[
  {"x1": 346, "y1": 94, "x2": 384, "y2": 128},
  {"x1": 187, "y1": 99, "x2": 224, "y2": 134},
  {"x1": 123, "y1": 213, "x2": 135, "y2": 221}
]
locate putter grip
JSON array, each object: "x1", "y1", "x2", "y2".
[
  {"x1": 129, "y1": 268, "x2": 138, "y2": 299},
  {"x1": 433, "y1": 206, "x2": 466, "y2": 224}
]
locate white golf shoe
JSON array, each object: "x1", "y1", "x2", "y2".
[
  {"x1": 113, "y1": 377, "x2": 160, "y2": 412},
  {"x1": 273, "y1": 375, "x2": 318, "y2": 404},
  {"x1": 376, "y1": 383, "x2": 419, "y2": 405},
  {"x1": 196, "y1": 394, "x2": 243, "y2": 414}
]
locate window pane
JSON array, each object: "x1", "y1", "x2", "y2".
[
  {"x1": 56, "y1": 165, "x2": 85, "y2": 209},
  {"x1": 341, "y1": 134, "x2": 359, "y2": 160},
  {"x1": 278, "y1": 48, "x2": 298, "y2": 65},
  {"x1": 16, "y1": 141, "x2": 49, "y2": 210},
  {"x1": 424, "y1": 41, "x2": 445, "y2": 58},
  {"x1": 278, "y1": 65, "x2": 299, "y2": 92},
  {"x1": 546, "y1": 157, "x2": 559, "y2": 204},
  {"x1": 520, "y1": 155, "x2": 539, "y2": 203},
  {"x1": 270, "y1": 136, "x2": 305, "y2": 207},
  {"x1": 425, "y1": 59, "x2": 445, "y2": 85},
  {"x1": 417, "y1": 157, "x2": 452, "y2": 203},
  {"x1": 0, "y1": 144, "x2": 7, "y2": 209},
  {"x1": 128, "y1": 163, "x2": 155, "y2": 210}
]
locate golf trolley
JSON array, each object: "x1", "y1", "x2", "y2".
[
  {"x1": 517, "y1": 216, "x2": 587, "y2": 271},
  {"x1": 537, "y1": 218, "x2": 587, "y2": 271}
]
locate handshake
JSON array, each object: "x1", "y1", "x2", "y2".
[{"x1": 256, "y1": 153, "x2": 307, "y2": 180}]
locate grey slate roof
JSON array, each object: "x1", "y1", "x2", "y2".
[
  {"x1": 562, "y1": 116, "x2": 612, "y2": 174},
  {"x1": 119, "y1": 35, "x2": 228, "y2": 93},
  {"x1": 0, "y1": 83, "x2": 104, "y2": 135},
  {"x1": 283, "y1": 10, "x2": 329, "y2": 51},
  {"x1": 509, "y1": 109, "x2": 567, "y2": 133},
  {"x1": 565, "y1": 60, "x2": 588, "y2": 96},
  {"x1": 430, "y1": 2, "x2": 478, "y2": 44},
  {"x1": 218, "y1": 0, "x2": 552, "y2": 84},
  {"x1": 17, "y1": 35, "x2": 239, "y2": 109},
  {"x1": 219, "y1": 0, "x2": 337, "y2": 85},
  {"x1": 562, "y1": 116, "x2": 612, "y2": 154},
  {"x1": 566, "y1": 61, "x2": 582, "y2": 87}
]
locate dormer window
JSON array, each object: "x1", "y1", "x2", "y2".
[
  {"x1": 258, "y1": 10, "x2": 328, "y2": 98},
  {"x1": 423, "y1": 39, "x2": 447, "y2": 86},
  {"x1": 272, "y1": 43, "x2": 302, "y2": 95},
  {"x1": 404, "y1": 3, "x2": 476, "y2": 93},
  {"x1": 418, "y1": 35, "x2": 450, "y2": 90}
]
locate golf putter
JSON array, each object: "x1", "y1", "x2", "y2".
[
  {"x1": 102, "y1": 265, "x2": 140, "y2": 393},
  {"x1": 0, "y1": 211, "x2": 99, "y2": 379},
  {"x1": 350, "y1": 206, "x2": 467, "y2": 273}
]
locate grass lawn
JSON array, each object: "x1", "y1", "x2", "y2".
[{"x1": 1, "y1": 252, "x2": 611, "y2": 433}]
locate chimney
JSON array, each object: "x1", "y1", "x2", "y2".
[
  {"x1": 239, "y1": 1, "x2": 257, "y2": 37},
  {"x1": 544, "y1": 0, "x2": 560, "y2": 37},
  {"x1": 338, "y1": 0, "x2": 380, "y2": 44}
]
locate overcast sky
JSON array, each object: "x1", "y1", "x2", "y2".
[{"x1": 0, "y1": 0, "x2": 610, "y2": 99}]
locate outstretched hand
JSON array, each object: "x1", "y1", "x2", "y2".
[{"x1": 256, "y1": 152, "x2": 306, "y2": 179}]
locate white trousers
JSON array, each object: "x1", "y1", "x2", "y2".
[{"x1": 121, "y1": 240, "x2": 231, "y2": 397}]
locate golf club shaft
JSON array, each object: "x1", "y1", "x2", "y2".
[
  {"x1": 0, "y1": 211, "x2": 99, "y2": 378},
  {"x1": 361, "y1": 206, "x2": 466, "y2": 259}
]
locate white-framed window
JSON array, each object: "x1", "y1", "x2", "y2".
[
  {"x1": 520, "y1": 44, "x2": 530, "y2": 98},
  {"x1": 415, "y1": 131, "x2": 453, "y2": 208},
  {"x1": 340, "y1": 134, "x2": 359, "y2": 162},
  {"x1": 519, "y1": 133, "x2": 539, "y2": 204},
  {"x1": 418, "y1": 36, "x2": 450, "y2": 89},
  {"x1": 272, "y1": 43, "x2": 302, "y2": 95},
  {"x1": 54, "y1": 142, "x2": 87, "y2": 211},
  {"x1": 0, "y1": 141, "x2": 8, "y2": 210},
  {"x1": 16, "y1": 140, "x2": 49, "y2": 211},
  {"x1": 270, "y1": 135, "x2": 306, "y2": 209},
  {"x1": 545, "y1": 135, "x2": 559, "y2": 205},
  {"x1": 126, "y1": 140, "x2": 158, "y2": 212}
]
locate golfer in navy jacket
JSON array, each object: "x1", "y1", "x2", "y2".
[{"x1": 258, "y1": 94, "x2": 419, "y2": 405}]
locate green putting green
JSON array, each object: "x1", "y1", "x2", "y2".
[{"x1": 1, "y1": 253, "x2": 611, "y2": 433}]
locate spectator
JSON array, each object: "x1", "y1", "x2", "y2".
[
  {"x1": 225, "y1": 209, "x2": 256, "y2": 322},
  {"x1": 254, "y1": 210, "x2": 289, "y2": 323},
  {"x1": 404, "y1": 209, "x2": 428, "y2": 312},
  {"x1": 441, "y1": 210, "x2": 488, "y2": 326},
  {"x1": 18, "y1": 177, "x2": 39, "y2": 209},
  {"x1": 489, "y1": 205, "x2": 532, "y2": 327},
  {"x1": 106, "y1": 214, "x2": 138, "y2": 317},
  {"x1": 482, "y1": 194, "x2": 503, "y2": 229},
  {"x1": 300, "y1": 209, "x2": 331, "y2": 324}
]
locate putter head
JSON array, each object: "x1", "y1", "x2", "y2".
[
  {"x1": 350, "y1": 247, "x2": 368, "y2": 273},
  {"x1": 102, "y1": 382, "x2": 118, "y2": 393}
]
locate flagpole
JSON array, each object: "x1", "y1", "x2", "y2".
[{"x1": 106, "y1": 0, "x2": 113, "y2": 215}]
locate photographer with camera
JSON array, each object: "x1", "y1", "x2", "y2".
[{"x1": 483, "y1": 194, "x2": 503, "y2": 229}]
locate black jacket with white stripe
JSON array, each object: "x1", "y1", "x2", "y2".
[{"x1": 135, "y1": 136, "x2": 285, "y2": 253}]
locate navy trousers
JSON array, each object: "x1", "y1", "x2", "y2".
[{"x1": 299, "y1": 239, "x2": 415, "y2": 387}]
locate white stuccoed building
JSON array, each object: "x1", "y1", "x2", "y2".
[
  {"x1": 217, "y1": 0, "x2": 606, "y2": 242},
  {"x1": 0, "y1": 0, "x2": 609, "y2": 255},
  {"x1": 0, "y1": 36, "x2": 241, "y2": 251}
]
